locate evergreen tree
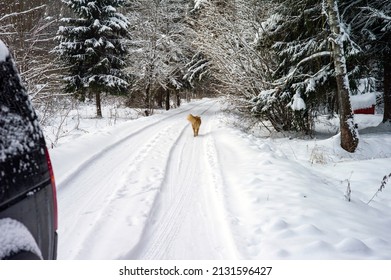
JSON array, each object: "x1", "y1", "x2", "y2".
[
  {"x1": 54, "y1": 0, "x2": 130, "y2": 118},
  {"x1": 252, "y1": 0, "x2": 334, "y2": 134}
]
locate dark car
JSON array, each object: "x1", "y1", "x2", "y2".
[{"x1": 0, "y1": 40, "x2": 57, "y2": 260}]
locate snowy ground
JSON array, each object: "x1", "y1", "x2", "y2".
[{"x1": 46, "y1": 98, "x2": 391, "y2": 260}]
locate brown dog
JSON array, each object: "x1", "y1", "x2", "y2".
[{"x1": 187, "y1": 114, "x2": 201, "y2": 137}]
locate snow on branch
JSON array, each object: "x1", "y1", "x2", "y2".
[
  {"x1": 277, "y1": 51, "x2": 331, "y2": 85},
  {"x1": 0, "y1": 5, "x2": 46, "y2": 22},
  {"x1": 363, "y1": 7, "x2": 391, "y2": 32},
  {"x1": 289, "y1": 93, "x2": 306, "y2": 111},
  {"x1": 363, "y1": 7, "x2": 391, "y2": 22},
  {"x1": 193, "y1": 0, "x2": 209, "y2": 10},
  {"x1": 292, "y1": 64, "x2": 332, "y2": 95},
  {"x1": 258, "y1": 13, "x2": 284, "y2": 38}
]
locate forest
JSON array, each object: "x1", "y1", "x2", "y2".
[{"x1": 1, "y1": 0, "x2": 390, "y2": 152}]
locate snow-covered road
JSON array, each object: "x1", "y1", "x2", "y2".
[
  {"x1": 54, "y1": 99, "x2": 239, "y2": 259},
  {"x1": 51, "y1": 98, "x2": 391, "y2": 260}
]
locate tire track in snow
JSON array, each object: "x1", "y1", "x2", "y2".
[
  {"x1": 58, "y1": 100, "x2": 216, "y2": 259},
  {"x1": 58, "y1": 101, "x2": 210, "y2": 259},
  {"x1": 58, "y1": 121, "x2": 180, "y2": 259},
  {"x1": 133, "y1": 126, "x2": 196, "y2": 259},
  {"x1": 124, "y1": 101, "x2": 217, "y2": 259},
  {"x1": 131, "y1": 100, "x2": 238, "y2": 259}
]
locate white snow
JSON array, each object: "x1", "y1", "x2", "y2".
[
  {"x1": 93, "y1": 19, "x2": 100, "y2": 27},
  {"x1": 290, "y1": 93, "x2": 306, "y2": 111},
  {"x1": 194, "y1": 0, "x2": 208, "y2": 10},
  {"x1": 0, "y1": 218, "x2": 42, "y2": 259},
  {"x1": 0, "y1": 39, "x2": 9, "y2": 62},
  {"x1": 351, "y1": 92, "x2": 376, "y2": 110},
  {"x1": 48, "y1": 98, "x2": 391, "y2": 260},
  {"x1": 259, "y1": 13, "x2": 283, "y2": 37}
]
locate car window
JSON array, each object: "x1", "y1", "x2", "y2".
[{"x1": 0, "y1": 41, "x2": 46, "y2": 203}]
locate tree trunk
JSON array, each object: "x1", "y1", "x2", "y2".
[
  {"x1": 145, "y1": 83, "x2": 151, "y2": 114},
  {"x1": 95, "y1": 91, "x2": 102, "y2": 118},
  {"x1": 156, "y1": 87, "x2": 164, "y2": 108},
  {"x1": 325, "y1": 0, "x2": 359, "y2": 153},
  {"x1": 383, "y1": 52, "x2": 391, "y2": 123},
  {"x1": 176, "y1": 91, "x2": 181, "y2": 107},
  {"x1": 165, "y1": 89, "x2": 170, "y2": 111}
]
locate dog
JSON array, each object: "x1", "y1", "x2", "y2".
[{"x1": 187, "y1": 114, "x2": 202, "y2": 137}]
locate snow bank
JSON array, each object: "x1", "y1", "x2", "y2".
[
  {"x1": 0, "y1": 39, "x2": 9, "y2": 62},
  {"x1": 217, "y1": 120, "x2": 391, "y2": 259},
  {"x1": 351, "y1": 93, "x2": 376, "y2": 110}
]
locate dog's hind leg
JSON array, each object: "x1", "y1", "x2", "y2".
[{"x1": 192, "y1": 125, "x2": 196, "y2": 137}]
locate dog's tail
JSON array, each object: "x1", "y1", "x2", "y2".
[{"x1": 187, "y1": 114, "x2": 201, "y2": 123}]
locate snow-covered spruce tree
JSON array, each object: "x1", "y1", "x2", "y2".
[
  {"x1": 252, "y1": 0, "x2": 335, "y2": 134},
  {"x1": 323, "y1": 0, "x2": 358, "y2": 152},
  {"x1": 54, "y1": 0, "x2": 130, "y2": 118},
  {"x1": 125, "y1": 0, "x2": 193, "y2": 113}
]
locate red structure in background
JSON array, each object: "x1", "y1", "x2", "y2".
[
  {"x1": 351, "y1": 92, "x2": 376, "y2": 115},
  {"x1": 353, "y1": 105, "x2": 375, "y2": 115}
]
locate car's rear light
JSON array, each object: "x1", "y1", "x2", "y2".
[{"x1": 44, "y1": 147, "x2": 58, "y2": 231}]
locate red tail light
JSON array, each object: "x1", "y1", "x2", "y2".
[{"x1": 45, "y1": 147, "x2": 58, "y2": 231}]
